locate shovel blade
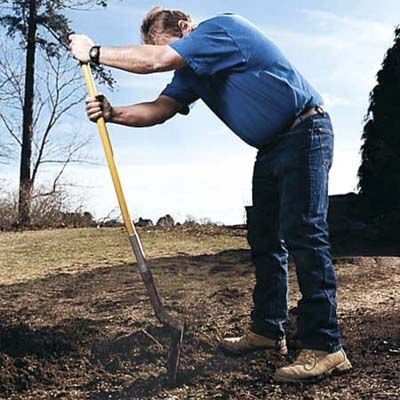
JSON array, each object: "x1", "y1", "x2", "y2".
[{"x1": 167, "y1": 324, "x2": 185, "y2": 384}]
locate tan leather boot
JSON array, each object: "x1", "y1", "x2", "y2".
[
  {"x1": 220, "y1": 330, "x2": 288, "y2": 355},
  {"x1": 273, "y1": 348, "x2": 352, "y2": 382}
]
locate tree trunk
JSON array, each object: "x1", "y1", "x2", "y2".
[{"x1": 18, "y1": 0, "x2": 37, "y2": 227}]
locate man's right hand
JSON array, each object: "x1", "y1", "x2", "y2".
[{"x1": 85, "y1": 94, "x2": 113, "y2": 122}]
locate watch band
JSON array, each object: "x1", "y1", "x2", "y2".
[{"x1": 89, "y1": 45, "x2": 101, "y2": 64}]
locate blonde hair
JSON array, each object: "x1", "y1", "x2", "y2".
[{"x1": 141, "y1": 6, "x2": 194, "y2": 44}]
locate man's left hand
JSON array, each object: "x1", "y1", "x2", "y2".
[{"x1": 68, "y1": 34, "x2": 94, "y2": 63}]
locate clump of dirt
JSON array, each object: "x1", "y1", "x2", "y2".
[
  {"x1": 0, "y1": 323, "x2": 78, "y2": 395},
  {"x1": 0, "y1": 323, "x2": 75, "y2": 358}
]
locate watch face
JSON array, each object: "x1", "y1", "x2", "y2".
[
  {"x1": 90, "y1": 47, "x2": 98, "y2": 58},
  {"x1": 90, "y1": 46, "x2": 99, "y2": 62}
]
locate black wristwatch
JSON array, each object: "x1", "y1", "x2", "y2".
[{"x1": 89, "y1": 45, "x2": 101, "y2": 64}]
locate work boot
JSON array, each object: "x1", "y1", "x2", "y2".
[
  {"x1": 220, "y1": 330, "x2": 288, "y2": 355},
  {"x1": 273, "y1": 348, "x2": 352, "y2": 382}
]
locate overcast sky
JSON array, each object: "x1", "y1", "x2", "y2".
[{"x1": 2, "y1": 0, "x2": 399, "y2": 224}]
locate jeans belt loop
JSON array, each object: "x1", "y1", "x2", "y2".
[{"x1": 291, "y1": 105, "x2": 325, "y2": 130}]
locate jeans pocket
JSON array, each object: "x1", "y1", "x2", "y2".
[{"x1": 315, "y1": 128, "x2": 334, "y2": 170}]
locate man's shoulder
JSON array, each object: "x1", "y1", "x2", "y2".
[{"x1": 197, "y1": 13, "x2": 251, "y2": 31}]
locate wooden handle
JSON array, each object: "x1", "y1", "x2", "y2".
[{"x1": 80, "y1": 63, "x2": 136, "y2": 236}]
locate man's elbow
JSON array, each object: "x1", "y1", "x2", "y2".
[
  {"x1": 153, "y1": 113, "x2": 175, "y2": 125},
  {"x1": 152, "y1": 47, "x2": 185, "y2": 72},
  {"x1": 131, "y1": 115, "x2": 153, "y2": 127},
  {"x1": 133, "y1": 113, "x2": 171, "y2": 127}
]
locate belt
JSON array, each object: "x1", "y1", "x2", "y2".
[
  {"x1": 258, "y1": 105, "x2": 326, "y2": 151},
  {"x1": 290, "y1": 105, "x2": 325, "y2": 130}
]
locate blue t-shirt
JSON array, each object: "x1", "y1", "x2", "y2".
[{"x1": 161, "y1": 14, "x2": 324, "y2": 148}]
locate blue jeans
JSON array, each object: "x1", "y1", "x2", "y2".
[{"x1": 247, "y1": 112, "x2": 342, "y2": 352}]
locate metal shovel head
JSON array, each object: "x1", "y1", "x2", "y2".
[{"x1": 167, "y1": 323, "x2": 185, "y2": 384}]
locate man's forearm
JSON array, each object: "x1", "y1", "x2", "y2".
[
  {"x1": 110, "y1": 105, "x2": 147, "y2": 127},
  {"x1": 99, "y1": 45, "x2": 183, "y2": 74},
  {"x1": 68, "y1": 34, "x2": 185, "y2": 73},
  {"x1": 109, "y1": 101, "x2": 175, "y2": 127}
]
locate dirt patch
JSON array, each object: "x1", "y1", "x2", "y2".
[{"x1": 0, "y1": 227, "x2": 399, "y2": 399}]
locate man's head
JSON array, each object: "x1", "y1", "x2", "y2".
[{"x1": 141, "y1": 6, "x2": 195, "y2": 46}]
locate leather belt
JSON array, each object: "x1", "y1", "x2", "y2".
[
  {"x1": 290, "y1": 105, "x2": 325, "y2": 130},
  {"x1": 258, "y1": 105, "x2": 326, "y2": 151}
]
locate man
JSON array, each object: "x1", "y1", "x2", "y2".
[{"x1": 69, "y1": 7, "x2": 352, "y2": 382}]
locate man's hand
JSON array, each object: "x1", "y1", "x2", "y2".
[
  {"x1": 69, "y1": 34, "x2": 94, "y2": 63},
  {"x1": 85, "y1": 94, "x2": 113, "y2": 122}
]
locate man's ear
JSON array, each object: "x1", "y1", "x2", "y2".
[{"x1": 178, "y1": 20, "x2": 192, "y2": 36}]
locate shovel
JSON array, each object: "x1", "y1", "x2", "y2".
[{"x1": 80, "y1": 63, "x2": 184, "y2": 383}]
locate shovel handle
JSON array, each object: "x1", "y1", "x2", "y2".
[
  {"x1": 80, "y1": 63, "x2": 166, "y2": 320},
  {"x1": 80, "y1": 63, "x2": 136, "y2": 237}
]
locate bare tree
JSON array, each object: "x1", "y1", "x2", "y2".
[
  {"x1": 0, "y1": 43, "x2": 91, "y2": 202},
  {"x1": 0, "y1": 0, "x2": 114, "y2": 227},
  {"x1": 0, "y1": 44, "x2": 20, "y2": 164},
  {"x1": 0, "y1": 46, "x2": 22, "y2": 165}
]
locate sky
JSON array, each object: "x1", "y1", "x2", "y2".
[{"x1": 1, "y1": 0, "x2": 399, "y2": 224}]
